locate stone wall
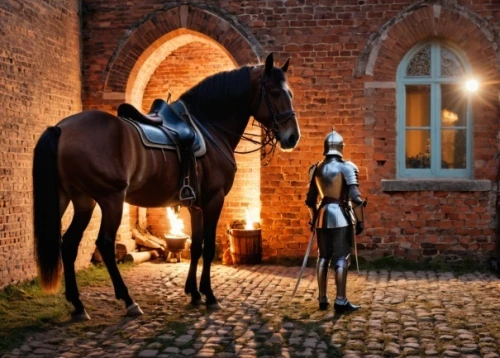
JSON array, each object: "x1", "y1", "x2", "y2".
[{"x1": 0, "y1": 0, "x2": 86, "y2": 288}]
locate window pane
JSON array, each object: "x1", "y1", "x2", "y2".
[
  {"x1": 406, "y1": 45, "x2": 431, "y2": 76},
  {"x1": 441, "y1": 48, "x2": 464, "y2": 77},
  {"x1": 406, "y1": 85, "x2": 430, "y2": 127},
  {"x1": 406, "y1": 130, "x2": 430, "y2": 169},
  {"x1": 441, "y1": 84, "x2": 466, "y2": 127},
  {"x1": 441, "y1": 129, "x2": 466, "y2": 169}
]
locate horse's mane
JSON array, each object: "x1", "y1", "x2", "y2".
[{"x1": 180, "y1": 66, "x2": 252, "y2": 117}]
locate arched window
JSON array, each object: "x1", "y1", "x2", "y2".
[{"x1": 397, "y1": 41, "x2": 473, "y2": 178}]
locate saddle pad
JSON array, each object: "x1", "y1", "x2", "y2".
[{"x1": 119, "y1": 106, "x2": 206, "y2": 158}]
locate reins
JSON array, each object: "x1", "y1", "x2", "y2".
[
  {"x1": 234, "y1": 76, "x2": 296, "y2": 166},
  {"x1": 251, "y1": 78, "x2": 296, "y2": 135},
  {"x1": 211, "y1": 120, "x2": 279, "y2": 167},
  {"x1": 184, "y1": 70, "x2": 296, "y2": 167}
]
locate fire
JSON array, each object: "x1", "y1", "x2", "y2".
[
  {"x1": 245, "y1": 208, "x2": 259, "y2": 230},
  {"x1": 166, "y1": 207, "x2": 186, "y2": 237}
]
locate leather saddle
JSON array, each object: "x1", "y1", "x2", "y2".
[
  {"x1": 117, "y1": 99, "x2": 206, "y2": 205},
  {"x1": 117, "y1": 99, "x2": 206, "y2": 157}
]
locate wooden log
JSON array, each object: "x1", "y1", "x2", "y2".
[
  {"x1": 124, "y1": 250, "x2": 159, "y2": 264},
  {"x1": 146, "y1": 234, "x2": 167, "y2": 247},
  {"x1": 115, "y1": 238, "x2": 137, "y2": 261},
  {"x1": 132, "y1": 229, "x2": 165, "y2": 250}
]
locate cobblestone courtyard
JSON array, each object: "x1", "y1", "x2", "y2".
[{"x1": 3, "y1": 262, "x2": 500, "y2": 358}]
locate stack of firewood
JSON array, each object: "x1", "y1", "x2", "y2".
[
  {"x1": 124, "y1": 228, "x2": 166, "y2": 264},
  {"x1": 93, "y1": 227, "x2": 167, "y2": 264}
]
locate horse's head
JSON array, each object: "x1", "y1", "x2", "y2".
[{"x1": 251, "y1": 53, "x2": 300, "y2": 151}]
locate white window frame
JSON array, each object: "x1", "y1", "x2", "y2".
[{"x1": 397, "y1": 40, "x2": 474, "y2": 179}]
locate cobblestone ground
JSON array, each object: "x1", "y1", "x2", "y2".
[{"x1": 3, "y1": 262, "x2": 500, "y2": 358}]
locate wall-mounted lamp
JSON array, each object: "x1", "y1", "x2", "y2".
[{"x1": 465, "y1": 78, "x2": 479, "y2": 92}]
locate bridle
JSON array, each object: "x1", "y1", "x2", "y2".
[
  {"x1": 208, "y1": 74, "x2": 297, "y2": 166},
  {"x1": 251, "y1": 78, "x2": 296, "y2": 138}
]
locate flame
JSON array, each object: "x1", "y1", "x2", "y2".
[
  {"x1": 245, "y1": 208, "x2": 259, "y2": 230},
  {"x1": 166, "y1": 207, "x2": 186, "y2": 237}
]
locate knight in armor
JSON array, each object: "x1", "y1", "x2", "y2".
[{"x1": 305, "y1": 130, "x2": 366, "y2": 313}]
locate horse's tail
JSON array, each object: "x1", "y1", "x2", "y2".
[{"x1": 33, "y1": 126, "x2": 63, "y2": 293}]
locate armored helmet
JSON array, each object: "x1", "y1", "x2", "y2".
[{"x1": 323, "y1": 130, "x2": 344, "y2": 157}]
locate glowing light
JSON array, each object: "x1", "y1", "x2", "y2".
[
  {"x1": 441, "y1": 109, "x2": 458, "y2": 124},
  {"x1": 166, "y1": 207, "x2": 186, "y2": 237},
  {"x1": 245, "y1": 208, "x2": 259, "y2": 230},
  {"x1": 465, "y1": 79, "x2": 479, "y2": 92}
]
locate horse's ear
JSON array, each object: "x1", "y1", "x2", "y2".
[
  {"x1": 265, "y1": 53, "x2": 274, "y2": 76},
  {"x1": 281, "y1": 57, "x2": 290, "y2": 73}
]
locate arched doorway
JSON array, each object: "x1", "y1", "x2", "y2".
[{"x1": 102, "y1": 6, "x2": 264, "y2": 259}]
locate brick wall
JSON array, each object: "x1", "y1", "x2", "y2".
[
  {"x1": 79, "y1": 0, "x2": 500, "y2": 263},
  {"x1": 356, "y1": 4, "x2": 500, "y2": 261},
  {"x1": 141, "y1": 42, "x2": 235, "y2": 111},
  {"x1": 0, "y1": 0, "x2": 87, "y2": 288}
]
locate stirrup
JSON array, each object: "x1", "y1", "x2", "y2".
[{"x1": 179, "y1": 177, "x2": 196, "y2": 203}]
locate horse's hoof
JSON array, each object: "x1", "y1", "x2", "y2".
[
  {"x1": 206, "y1": 301, "x2": 223, "y2": 311},
  {"x1": 190, "y1": 297, "x2": 203, "y2": 306},
  {"x1": 71, "y1": 309, "x2": 91, "y2": 321},
  {"x1": 126, "y1": 302, "x2": 144, "y2": 317}
]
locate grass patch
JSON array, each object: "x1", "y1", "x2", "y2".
[
  {"x1": 76, "y1": 262, "x2": 133, "y2": 286},
  {"x1": 355, "y1": 256, "x2": 491, "y2": 274},
  {"x1": 0, "y1": 262, "x2": 133, "y2": 355},
  {"x1": 0, "y1": 278, "x2": 69, "y2": 352},
  {"x1": 263, "y1": 255, "x2": 492, "y2": 275}
]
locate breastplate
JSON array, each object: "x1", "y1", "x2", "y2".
[
  {"x1": 314, "y1": 159, "x2": 349, "y2": 200},
  {"x1": 314, "y1": 158, "x2": 351, "y2": 228}
]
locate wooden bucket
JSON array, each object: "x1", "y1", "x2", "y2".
[{"x1": 229, "y1": 229, "x2": 262, "y2": 264}]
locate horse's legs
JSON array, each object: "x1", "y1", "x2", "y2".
[
  {"x1": 185, "y1": 207, "x2": 203, "y2": 305},
  {"x1": 96, "y1": 193, "x2": 143, "y2": 316},
  {"x1": 199, "y1": 194, "x2": 224, "y2": 309},
  {"x1": 61, "y1": 195, "x2": 95, "y2": 321}
]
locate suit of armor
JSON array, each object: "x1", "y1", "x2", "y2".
[{"x1": 305, "y1": 130, "x2": 366, "y2": 313}]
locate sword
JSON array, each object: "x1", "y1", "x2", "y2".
[
  {"x1": 353, "y1": 227, "x2": 360, "y2": 274},
  {"x1": 352, "y1": 199, "x2": 367, "y2": 274},
  {"x1": 292, "y1": 228, "x2": 316, "y2": 299}
]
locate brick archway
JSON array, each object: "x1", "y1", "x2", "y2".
[
  {"x1": 98, "y1": 4, "x2": 265, "y2": 258},
  {"x1": 102, "y1": 4, "x2": 263, "y2": 102},
  {"x1": 126, "y1": 29, "x2": 239, "y2": 106},
  {"x1": 354, "y1": 2, "x2": 500, "y2": 80}
]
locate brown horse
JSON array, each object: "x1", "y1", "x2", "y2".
[{"x1": 32, "y1": 53, "x2": 300, "y2": 320}]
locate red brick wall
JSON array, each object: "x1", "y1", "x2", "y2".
[
  {"x1": 79, "y1": 0, "x2": 500, "y2": 263},
  {"x1": 0, "y1": 0, "x2": 87, "y2": 288},
  {"x1": 141, "y1": 42, "x2": 235, "y2": 111},
  {"x1": 356, "y1": 5, "x2": 500, "y2": 261}
]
